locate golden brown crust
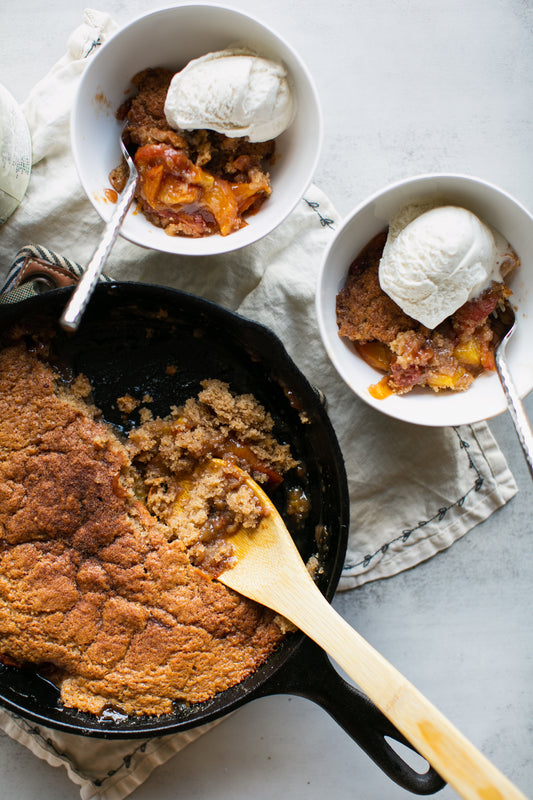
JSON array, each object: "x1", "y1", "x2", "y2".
[{"x1": 336, "y1": 232, "x2": 418, "y2": 344}]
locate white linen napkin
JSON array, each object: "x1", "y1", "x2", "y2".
[{"x1": 0, "y1": 10, "x2": 518, "y2": 799}]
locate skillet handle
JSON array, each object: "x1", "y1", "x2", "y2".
[{"x1": 254, "y1": 636, "x2": 445, "y2": 795}]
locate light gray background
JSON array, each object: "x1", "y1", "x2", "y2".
[{"x1": 1, "y1": 1, "x2": 532, "y2": 798}]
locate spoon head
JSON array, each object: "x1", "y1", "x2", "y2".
[
  {"x1": 212, "y1": 459, "x2": 312, "y2": 608},
  {"x1": 119, "y1": 130, "x2": 138, "y2": 189},
  {"x1": 493, "y1": 297, "x2": 517, "y2": 350}
]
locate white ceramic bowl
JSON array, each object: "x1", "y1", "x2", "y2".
[
  {"x1": 316, "y1": 173, "x2": 533, "y2": 427},
  {"x1": 71, "y1": 3, "x2": 322, "y2": 256}
]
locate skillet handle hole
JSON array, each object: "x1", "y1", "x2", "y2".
[{"x1": 384, "y1": 735, "x2": 431, "y2": 774}]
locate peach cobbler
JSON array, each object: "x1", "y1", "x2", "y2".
[
  {"x1": 336, "y1": 231, "x2": 519, "y2": 398},
  {"x1": 109, "y1": 68, "x2": 275, "y2": 237},
  {"x1": 0, "y1": 327, "x2": 299, "y2": 716}
]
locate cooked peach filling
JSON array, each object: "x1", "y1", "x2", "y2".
[{"x1": 135, "y1": 144, "x2": 271, "y2": 237}]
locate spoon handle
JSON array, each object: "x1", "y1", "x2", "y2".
[
  {"x1": 267, "y1": 575, "x2": 527, "y2": 800},
  {"x1": 60, "y1": 176, "x2": 137, "y2": 332},
  {"x1": 495, "y1": 346, "x2": 533, "y2": 478}
]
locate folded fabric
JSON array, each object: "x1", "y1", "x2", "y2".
[
  {"x1": 0, "y1": 9, "x2": 518, "y2": 800},
  {"x1": 0, "y1": 707, "x2": 223, "y2": 800}
]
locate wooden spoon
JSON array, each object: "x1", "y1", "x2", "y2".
[{"x1": 215, "y1": 459, "x2": 527, "y2": 800}]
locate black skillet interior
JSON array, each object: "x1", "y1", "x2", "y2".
[{"x1": 0, "y1": 281, "x2": 350, "y2": 737}]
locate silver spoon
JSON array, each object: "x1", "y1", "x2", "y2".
[
  {"x1": 493, "y1": 300, "x2": 533, "y2": 477},
  {"x1": 60, "y1": 133, "x2": 138, "y2": 331}
]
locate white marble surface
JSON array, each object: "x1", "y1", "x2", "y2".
[{"x1": 1, "y1": 1, "x2": 532, "y2": 798}]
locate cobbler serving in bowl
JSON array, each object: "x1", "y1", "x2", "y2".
[
  {"x1": 110, "y1": 67, "x2": 277, "y2": 238},
  {"x1": 71, "y1": 4, "x2": 322, "y2": 256},
  {"x1": 335, "y1": 216, "x2": 519, "y2": 399},
  {"x1": 316, "y1": 174, "x2": 533, "y2": 427}
]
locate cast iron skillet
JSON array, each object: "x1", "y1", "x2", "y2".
[{"x1": 0, "y1": 282, "x2": 444, "y2": 795}]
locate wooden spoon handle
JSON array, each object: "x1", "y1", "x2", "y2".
[
  {"x1": 217, "y1": 467, "x2": 525, "y2": 798},
  {"x1": 270, "y1": 578, "x2": 527, "y2": 800}
]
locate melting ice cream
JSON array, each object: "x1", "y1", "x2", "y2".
[
  {"x1": 378, "y1": 205, "x2": 503, "y2": 329},
  {"x1": 164, "y1": 48, "x2": 295, "y2": 143}
]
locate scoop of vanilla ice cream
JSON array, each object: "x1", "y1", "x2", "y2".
[
  {"x1": 378, "y1": 205, "x2": 500, "y2": 329},
  {"x1": 164, "y1": 48, "x2": 295, "y2": 142}
]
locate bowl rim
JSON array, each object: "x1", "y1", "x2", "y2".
[
  {"x1": 70, "y1": 1, "x2": 323, "y2": 256},
  {"x1": 316, "y1": 171, "x2": 533, "y2": 427}
]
